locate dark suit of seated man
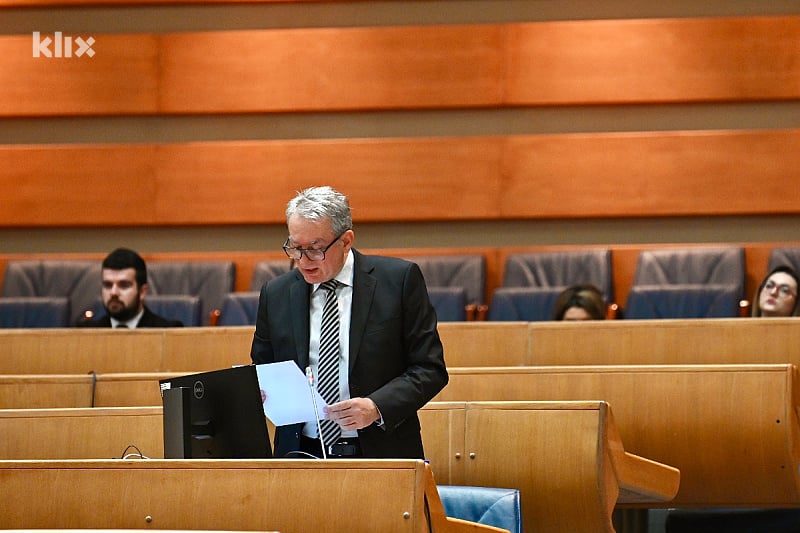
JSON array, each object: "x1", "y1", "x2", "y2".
[
  {"x1": 76, "y1": 247, "x2": 183, "y2": 329},
  {"x1": 251, "y1": 186, "x2": 448, "y2": 460}
]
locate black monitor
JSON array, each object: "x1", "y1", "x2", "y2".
[{"x1": 159, "y1": 365, "x2": 272, "y2": 459}]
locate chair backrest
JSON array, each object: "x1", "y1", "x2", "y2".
[
  {"x1": 487, "y1": 287, "x2": 562, "y2": 322},
  {"x1": 1, "y1": 260, "x2": 102, "y2": 326},
  {"x1": 146, "y1": 261, "x2": 235, "y2": 325},
  {"x1": 0, "y1": 296, "x2": 70, "y2": 328},
  {"x1": 625, "y1": 284, "x2": 741, "y2": 319},
  {"x1": 502, "y1": 250, "x2": 614, "y2": 302},
  {"x1": 146, "y1": 294, "x2": 202, "y2": 327},
  {"x1": 427, "y1": 287, "x2": 468, "y2": 322},
  {"x1": 404, "y1": 255, "x2": 486, "y2": 306},
  {"x1": 767, "y1": 247, "x2": 800, "y2": 273},
  {"x1": 250, "y1": 260, "x2": 294, "y2": 291},
  {"x1": 218, "y1": 292, "x2": 260, "y2": 326},
  {"x1": 437, "y1": 485, "x2": 522, "y2": 533},
  {"x1": 633, "y1": 247, "x2": 746, "y2": 297}
]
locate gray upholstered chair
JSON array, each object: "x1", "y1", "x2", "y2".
[
  {"x1": 768, "y1": 247, "x2": 800, "y2": 273},
  {"x1": 250, "y1": 260, "x2": 294, "y2": 291},
  {"x1": 625, "y1": 284, "x2": 741, "y2": 319},
  {"x1": 404, "y1": 255, "x2": 487, "y2": 307},
  {"x1": 1, "y1": 260, "x2": 101, "y2": 326},
  {"x1": 486, "y1": 287, "x2": 562, "y2": 322},
  {"x1": 217, "y1": 291, "x2": 260, "y2": 326},
  {"x1": 437, "y1": 485, "x2": 521, "y2": 533},
  {"x1": 146, "y1": 261, "x2": 235, "y2": 326},
  {"x1": 0, "y1": 296, "x2": 70, "y2": 328},
  {"x1": 502, "y1": 250, "x2": 614, "y2": 303}
]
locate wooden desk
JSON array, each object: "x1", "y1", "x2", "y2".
[
  {"x1": 421, "y1": 401, "x2": 679, "y2": 533},
  {"x1": 0, "y1": 459, "x2": 503, "y2": 532},
  {"x1": 434, "y1": 364, "x2": 800, "y2": 507}
]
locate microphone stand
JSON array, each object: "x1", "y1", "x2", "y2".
[{"x1": 306, "y1": 366, "x2": 328, "y2": 460}]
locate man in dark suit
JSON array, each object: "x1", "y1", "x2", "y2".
[
  {"x1": 76, "y1": 248, "x2": 184, "y2": 329},
  {"x1": 251, "y1": 186, "x2": 448, "y2": 459}
]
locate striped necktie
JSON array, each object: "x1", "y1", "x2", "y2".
[{"x1": 317, "y1": 279, "x2": 342, "y2": 445}]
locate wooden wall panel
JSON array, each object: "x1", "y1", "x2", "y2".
[
  {"x1": 501, "y1": 129, "x2": 800, "y2": 218},
  {"x1": 1, "y1": 129, "x2": 797, "y2": 227},
  {"x1": 0, "y1": 144, "x2": 159, "y2": 226},
  {"x1": 159, "y1": 26, "x2": 505, "y2": 113},
  {"x1": 154, "y1": 138, "x2": 503, "y2": 224},
  {"x1": 506, "y1": 17, "x2": 800, "y2": 105},
  {"x1": 1, "y1": 17, "x2": 797, "y2": 117},
  {"x1": 0, "y1": 34, "x2": 159, "y2": 116}
]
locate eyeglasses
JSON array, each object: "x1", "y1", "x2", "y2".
[
  {"x1": 283, "y1": 231, "x2": 346, "y2": 262},
  {"x1": 764, "y1": 279, "x2": 797, "y2": 298}
]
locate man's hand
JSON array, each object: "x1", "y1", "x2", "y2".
[{"x1": 325, "y1": 397, "x2": 380, "y2": 430}]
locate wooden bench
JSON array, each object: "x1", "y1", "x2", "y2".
[
  {"x1": 0, "y1": 401, "x2": 678, "y2": 533},
  {"x1": 0, "y1": 458, "x2": 500, "y2": 532},
  {"x1": 434, "y1": 364, "x2": 800, "y2": 507},
  {"x1": 420, "y1": 400, "x2": 678, "y2": 533}
]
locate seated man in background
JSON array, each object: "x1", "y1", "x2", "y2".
[
  {"x1": 552, "y1": 284, "x2": 607, "y2": 321},
  {"x1": 76, "y1": 247, "x2": 184, "y2": 328}
]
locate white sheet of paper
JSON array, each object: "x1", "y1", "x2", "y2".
[{"x1": 255, "y1": 361, "x2": 328, "y2": 426}]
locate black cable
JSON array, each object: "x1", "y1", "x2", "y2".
[
  {"x1": 87, "y1": 370, "x2": 96, "y2": 408},
  {"x1": 120, "y1": 444, "x2": 149, "y2": 459}
]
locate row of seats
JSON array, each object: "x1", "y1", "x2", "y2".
[{"x1": 2, "y1": 246, "x2": 799, "y2": 327}]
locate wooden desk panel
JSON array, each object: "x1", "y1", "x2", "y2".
[
  {"x1": 0, "y1": 459, "x2": 500, "y2": 533},
  {"x1": 435, "y1": 364, "x2": 800, "y2": 506},
  {"x1": 420, "y1": 401, "x2": 679, "y2": 533}
]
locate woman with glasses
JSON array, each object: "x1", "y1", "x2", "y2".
[{"x1": 751, "y1": 265, "x2": 800, "y2": 317}]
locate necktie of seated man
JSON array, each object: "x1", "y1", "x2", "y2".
[{"x1": 317, "y1": 279, "x2": 342, "y2": 446}]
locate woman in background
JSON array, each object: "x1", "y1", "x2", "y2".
[
  {"x1": 751, "y1": 265, "x2": 800, "y2": 317},
  {"x1": 552, "y1": 284, "x2": 607, "y2": 321}
]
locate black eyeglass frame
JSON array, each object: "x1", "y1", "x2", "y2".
[{"x1": 282, "y1": 231, "x2": 347, "y2": 262}]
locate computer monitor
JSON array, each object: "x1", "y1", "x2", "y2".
[{"x1": 159, "y1": 365, "x2": 272, "y2": 459}]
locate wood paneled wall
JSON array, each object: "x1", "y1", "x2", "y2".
[{"x1": 0, "y1": 3, "x2": 798, "y2": 253}]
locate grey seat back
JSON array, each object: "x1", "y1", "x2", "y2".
[
  {"x1": 404, "y1": 254, "x2": 486, "y2": 306},
  {"x1": 625, "y1": 284, "x2": 741, "y2": 319},
  {"x1": 1, "y1": 260, "x2": 101, "y2": 326},
  {"x1": 146, "y1": 261, "x2": 235, "y2": 326},
  {"x1": 487, "y1": 287, "x2": 563, "y2": 322},
  {"x1": 633, "y1": 247, "x2": 745, "y2": 298},
  {"x1": 218, "y1": 291, "x2": 260, "y2": 326},
  {"x1": 0, "y1": 296, "x2": 70, "y2": 328},
  {"x1": 767, "y1": 247, "x2": 800, "y2": 273},
  {"x1": 250, "y1": 260, "x2": 294, "y2": 291},
  {"x1": 437, "y1": 485, "x2": 522, "y2": 533},
  {"x1": 502, "y1": 250, "x2": 613, "y2": 303}
]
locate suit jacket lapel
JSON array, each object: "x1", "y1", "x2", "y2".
[
  {"x1": 349, "y1": 250, "x2": 375, "y2": 371},
  {"x1": 289, "y1": 272, "x2": 312, "y2": 369}
]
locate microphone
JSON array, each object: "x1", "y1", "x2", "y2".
[{"x1": 305, "y1": 366, "x2": 328, "y2": 460}]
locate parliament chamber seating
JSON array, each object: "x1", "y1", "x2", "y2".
[
  {"x1": 624, "y1": 247, "x2": 746, "y2": 319},
  {"x1": 489, "y1": 249, "x2": 614, "y2": 321},
  {"x1": 249, "y1": 259, "x2": 294, "y2": 291},
  {"x1": 1, "y1": 260, "x2": 101, "y2": 326},
  {"x1": 768, "y1": 247, "x2": 800, "y2": 273},
  {"x1": 437, "y1": 485, "x2": 522, "y2": 533},
  {"x1": 0, "y1": 296, "x2": 70, "y2": 328},
  {"x1": 217, "y1": 291, "x2": 260, "y2": 326},
  {"x1": 146, "y1": 261, "x2": 235, "y2": 326}
]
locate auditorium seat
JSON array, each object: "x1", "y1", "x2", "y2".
[
  {"x1": 767, "y1": 247, "x2": 800, "y2": 273},
  {"x1": 0, "y1": 296, "x2": 70, "y2": 328},
  {"x1": 632, "y1": 247, "x2": 746, "y2": 299},
  {"x1": 404, "y1": 254, "x2": 487, "y2": 307},
  {"x1": 501, "y1": 249, "x2": 614, "y2": 301},
  {"x1": 218, "y1": 291, "x2": 260, "y2": 326},
  {"x1": 427, "y1": 286, "x2": 468, "y2": 322},
  {"x1": 486, "y1": 287, "x2": 561, "y2": 322},
  {"x1": 250, "y1": 259, "x2": 294, "y2": 291},
  {"x1": 1, "y1": 260, "x2": 101, "y2": 326},
  {"x1": 146, "y1": 261, "x2": 235, "y2": 326},
  {"x1": 625, "y1": 284, "x2": 741, "y2": 319},
  {"x1": 437, "y1": 485, "x2": 522, "y2": 533}
]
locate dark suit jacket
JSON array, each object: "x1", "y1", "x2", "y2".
[
  {"x1": 75, "y1": 306, "x2": 184, "y2": 328},
  {"x1": 250, "y1": 249, "x2": 448, "y2": 459}
]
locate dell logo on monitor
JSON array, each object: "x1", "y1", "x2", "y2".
[{"x1": 193, "y1": 380, "x2": 205, "y2": 399}]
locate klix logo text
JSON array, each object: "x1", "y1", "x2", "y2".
[{"x1": 32, "y1": 32, "x2": 95, "y2": 58}]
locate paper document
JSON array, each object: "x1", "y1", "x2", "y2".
[{"x1": 255, "y1": 361, "x2": 328, "y2": 426}]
